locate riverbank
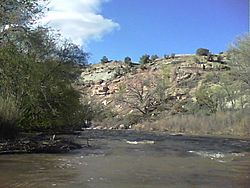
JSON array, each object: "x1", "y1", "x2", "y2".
[
  {"x1": 86, "y1": 119, "x2": 250, "y2": 139},
  {"x1": 87, "y1": 109, "x2": 250, "y2": 138},
  {"x1": 1, "y1": 126, "x2": 249, "y2": 155},
  {"x1": 0, "y1": 133, "x2": 82, "y2": 154}
]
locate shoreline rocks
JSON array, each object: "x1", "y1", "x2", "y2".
[{"x1": 0, "y1": 134, "x2": 82, "y2": 155}]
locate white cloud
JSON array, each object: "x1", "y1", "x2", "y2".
[{"x1": 40, "y1": 0, "x2": 119, "y2": 45}]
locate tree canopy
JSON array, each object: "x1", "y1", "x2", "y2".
[{"x1": 0, "y1": 0, "x2": 89, "y2": 138}]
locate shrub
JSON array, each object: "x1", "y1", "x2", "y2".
[
  {"x1": 170, "y1": 53, "x2": 175, "y2": 58},
  {"x1": 124, "y1": 56, "x2": 132, "y2": 66},
  {"x1": 139, "y1": 54, "x2": 151, "y2": 64},
  {"x1": 217, "y1": 55, "x2": 223, "y2": 62},
  {"x1": 164, "y1": 54, "x2": 170, "y2": 59},
  {"x1": 195, "y1": 87, "x2": 218, "y2": 114},
  {"x1": 151, "y1": 54, "x2": 159, "y2": 61},
  {"x1": 196, "y1": 48, "x2": 210, "y2": 56},
  {"x1": 100, "y1": 56, "x2": 109, "y2": 64},
  {"x1": 122, "y1": 113, "x2": 142, "y2": 127},
  {"x1": 193, "y1": 57, "x2": 200, "y2": 64},
  {"x1": 0, "y1": 44, "x2": 87, "y2": 133}
]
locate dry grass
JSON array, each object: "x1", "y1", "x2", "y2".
[
  {"x1": 144, "y1": 110, "x2": 250, "y2": 137},
  {"x1": 0, "y1": 96, "x2": 20, "y2": 139}
]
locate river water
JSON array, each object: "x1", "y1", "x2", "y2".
[{"x1": 0, "y1": 130, "x2": 250, "y2": 188}]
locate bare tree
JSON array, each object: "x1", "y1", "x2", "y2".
[
  {"x1": 228, "y1": 35, "x2": 250, "y2": 89},
  {"x1": 117, "y1": 75, "x2": 168, "y2": 115}
]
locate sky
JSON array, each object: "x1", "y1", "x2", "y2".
[{"x1": 42, "y1": 0, "x2": 248, "y2": 63}]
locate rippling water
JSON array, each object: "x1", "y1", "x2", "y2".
[{"x1": 0, "y1": 130, "x2": 250, "y2": 188}]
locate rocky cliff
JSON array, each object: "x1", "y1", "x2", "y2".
[
  {"x1": 75, "y1": 53, "x2": 247, "y2": 134},
  {"x1": 77, "y1": 54, "x2": 229, "y2": 112}
]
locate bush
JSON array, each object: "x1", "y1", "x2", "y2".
[
  {"x1": 0, "y1": 96, "x2": 20, "y2": 139},
  {"x1": 170, "y1": 53, "x2": 175, "y2": 58},
  {"x1": 0, "y1": 44, "x2": 87, "y2": 133},
  {"x1": 124, "y1": 56, "x2": 132, "y2": 66},
  {"x1": 164, "y1": 54, "x2": 170, "y2": 59},
  {"x1": 122, "y1": 113, "x2": 142, "y2": 127},
  {"x1": 139, "y1": 54, "x2": 151, "y2": 64},
  {"x1": 217, "y1": 55, "x2": 223, "y2": 62},
  {"x1": 193, "y1": 56, "x2": 200, "y2": 64},
  {"x1": 0, "y1": 0, "x2": 90, "y2": 135},
  {"x1": 196, "y1": 48, "x2": 210, "y2": 56},
  {"x1": 100, "y1": 56, "x2": 109, "y2": 64},
  {"x1": 151, "y1": 54, "x2": 159, "y2": 61}
]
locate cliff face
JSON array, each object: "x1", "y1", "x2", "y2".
[
  {"x1": 74, "y1": 54, "x2": 250, "y2": 136},
  {"x1": 77, "y1": 54, "x2": 229, "y2": 115}
]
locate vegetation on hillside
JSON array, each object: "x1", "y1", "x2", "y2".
[
  {"x1": 81, "y1": 36, "x2": 250, "y2": 136},
  {"x1": 146, "y1": 37, "x2": 250, "y2": 135}
]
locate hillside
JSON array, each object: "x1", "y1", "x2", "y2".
[{"x1": 76, "y1": 53, "x2": 249, "y2": 136}]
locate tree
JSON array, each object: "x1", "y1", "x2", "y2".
[
  {"x1": 196, "y1": 48, "x2": 210, "y2": 56},
  {"x1": 100, "y1": 56, "x2": 109, "y2": 64},
  {"x1": 118, "y1": 79, "x2": 158, "y2": 115},
  {"x1": 0, "y1": 0, "x2": 47, "y2": 45},
  {"x1": 124, "y1": 56, "x2": 132, "y2": 65},
  {"x1": 195, "y1": 85, "x2": 224, "y2": 114},
  {"x1": 139, "y1": 54, "x2": 151, "y2": 64},
  {"x1": 228, "y1": 35, "x2": 250, "y2": 89},
  {"x1": 117, "y1": 75, "x2": 169, "y2": 115},
  {"x1": 164, "y1": 54, "x2": 170, "y2": 59},
  {"x1": 0, "y1": 0, "x2": 90, "y2": 137},
  {"x1": 0, "y1": 43, "x2": 87, "y2": 131},
  {"x1": 170, "y1": 53, "x2": 175, "y2": 59},
  {"x1": 58, "y1": 41, "x2": 89, "y2": 66},
  {"x1": 151, "y1": 54, "x2": 159, "y2": 61}
]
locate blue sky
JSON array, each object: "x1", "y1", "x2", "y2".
[{"x1": 43, "y1": 0, "x2": 248, "y2": 63}]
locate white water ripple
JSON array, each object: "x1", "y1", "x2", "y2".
[{"x1": 188, "y1": 150, "x2": 245, "y2": 162}]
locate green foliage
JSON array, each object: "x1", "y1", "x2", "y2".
[
  {"x1": 0, "y1": 1, "x2": 90, "y2": 137},
  {"x1": 150, "y1": 54, "x2": 159, "y2": 61},
  {"x1": 228, "y1": 34, "x2": 250, "y2": 90},
  {"x1": 217, "y1": 55, "x2": 223, "y2": 62},
  {"x1": 139, "y1": 54, "x2": 151, "y2": 64},
  {"x1": 164, "y1": 54, "x2": 170, "y2": 59},
  {"x1": 0, "y1": 0, "x2": 45, "y2": 27},
  {"x1": 124, "y1": 56, "x2": 132, "y2": 66},
  {"x1": 194, "y1": 82, "x2": 232, "y2": 114},
  {"x1": 100, "y1": 56, "x2": 109, "y2": 64},
  {"x1": 122, "y1": 113, "x2": 142, "y2": 127},
  {"x1": 0, "y1": 0, "x2": 47, "y2": 49},
  {"x1": 82, "y1": 98, "x2": 116, "y2": 123},
  {"x1": 195, "y1": 86, "x2": 219, "y2": 114},
  {"x1": 161, "y1": 64, "x2": 171, "y2": 83},
  {"x1": 58, "y1": 41, "x2": 89, "y2": 66},
  {"x1": 193, "y1": 56, "x2": 200, "y2": 64},
  {"x1": 170, "y1": 53, "x2": 175, "y2": 59},
  {"x1": 0, "y1": 44, "x2": 86, "y2": 132},
  {"x1": 196, "y1": 48, "x2": 210, "y2": 56}
]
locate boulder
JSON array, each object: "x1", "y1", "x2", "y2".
[{"x1": 119, "y1": 124, "x2": 126, "y2": 129}]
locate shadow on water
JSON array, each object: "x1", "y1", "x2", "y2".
[{"x1": 0, "y1": 130, "x2": 250, "y2": 188}]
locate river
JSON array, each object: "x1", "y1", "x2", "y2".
[{"x1": 0, "y1": 130, "x2": 249, "y2": 188}]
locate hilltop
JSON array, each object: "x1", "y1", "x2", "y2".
[
  {"x1": 74, "y1": 52, "x2": 250, "y2": 136},
  {"x1": 78, "y1": 53, "x2": 229, "y2": 112}
]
